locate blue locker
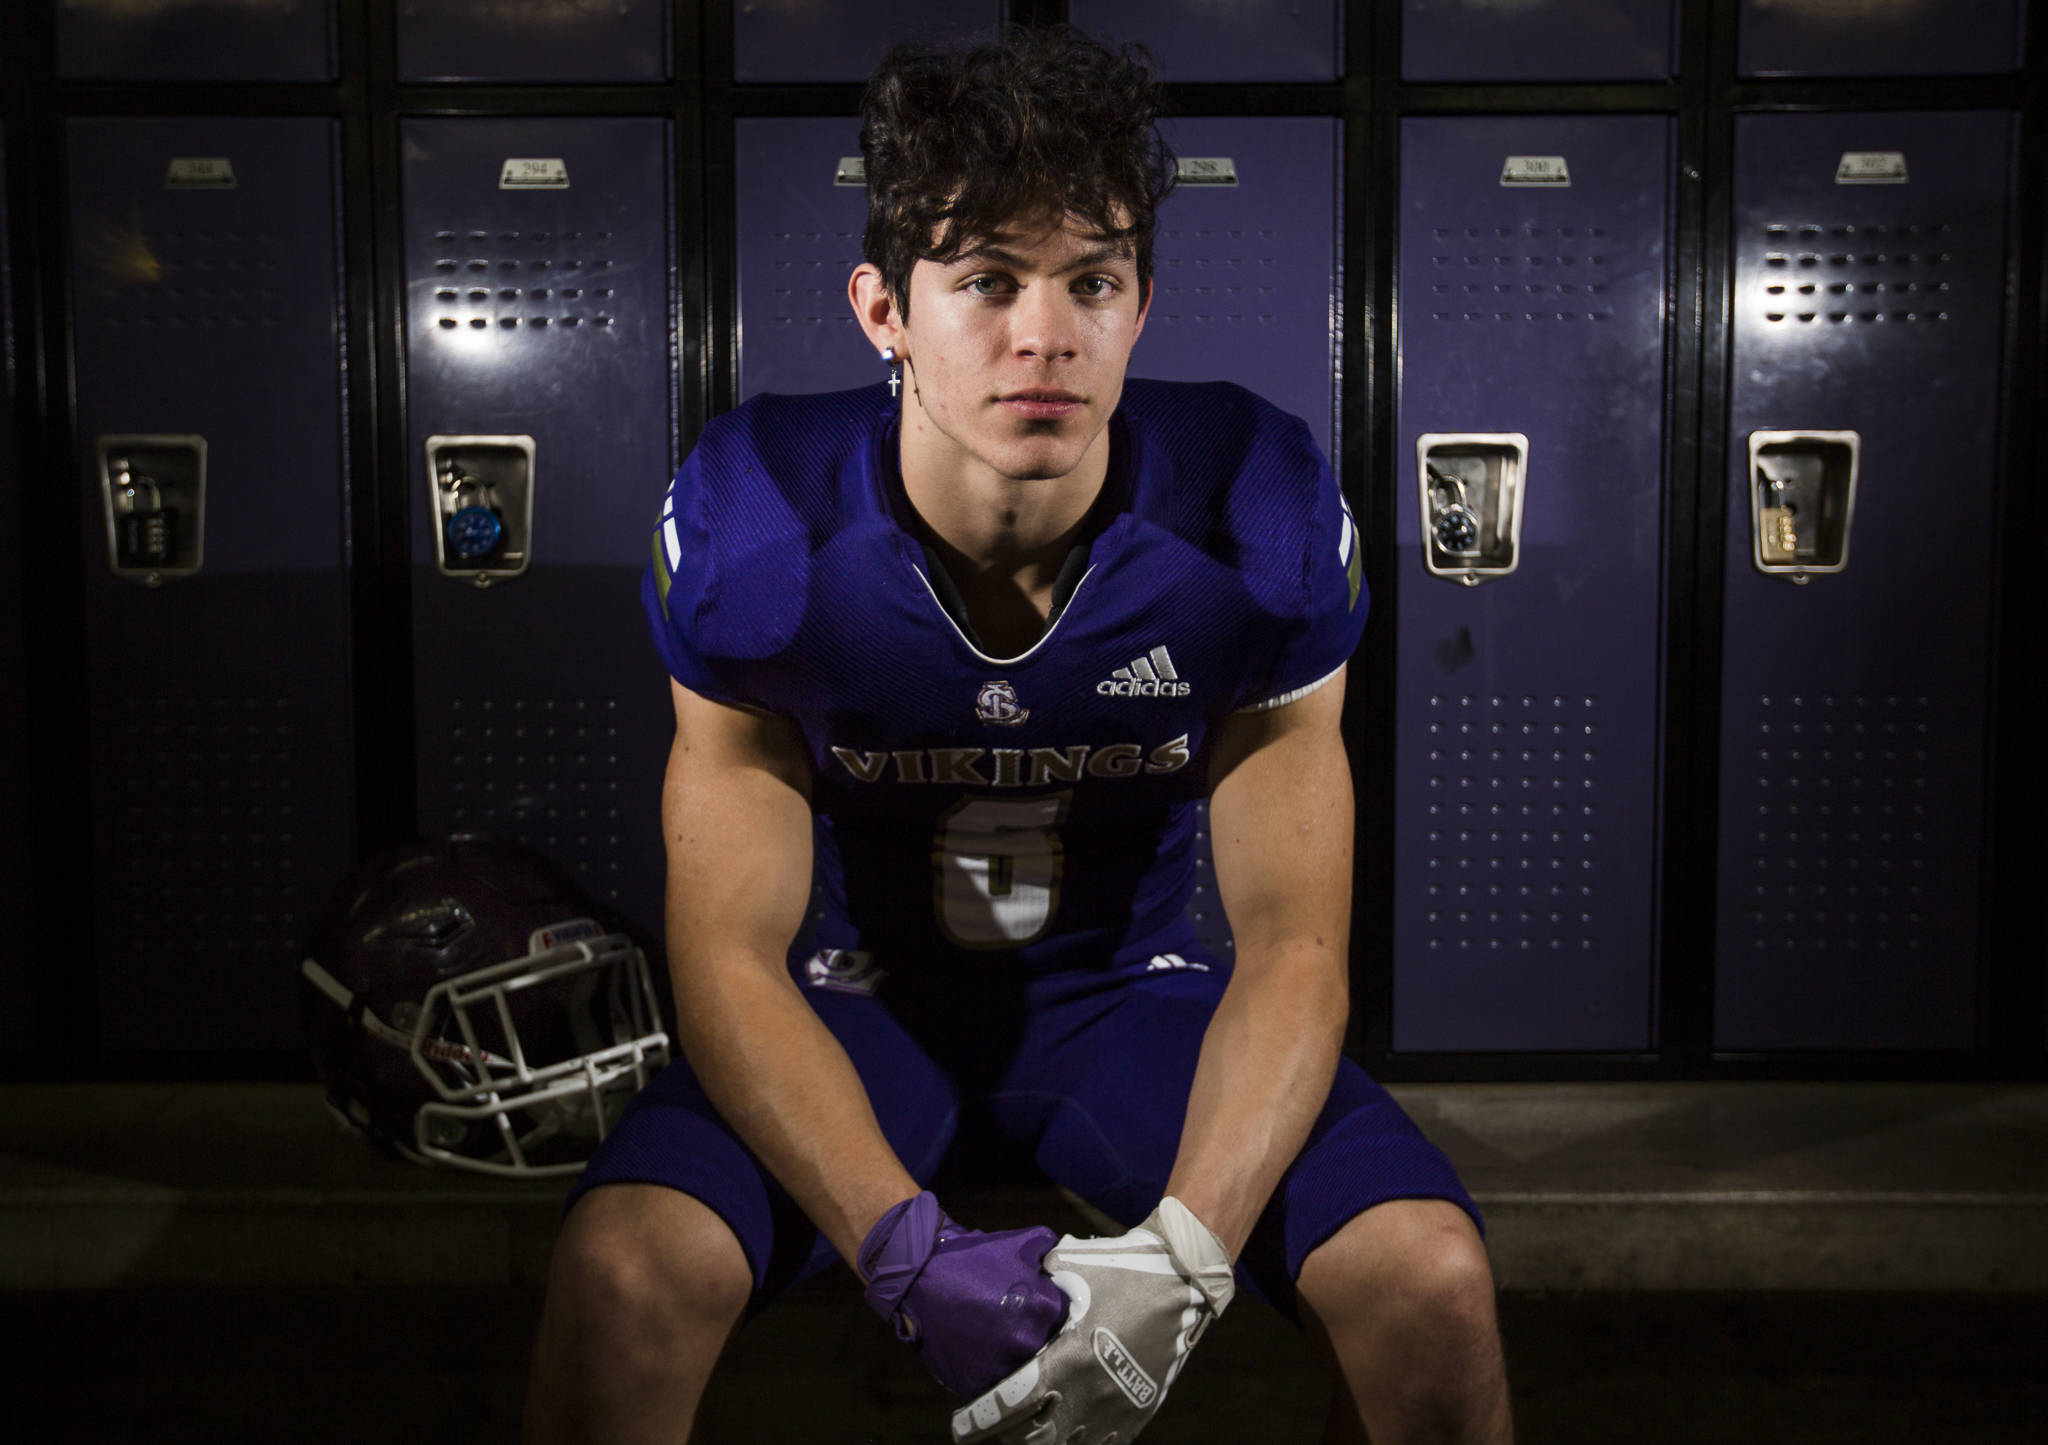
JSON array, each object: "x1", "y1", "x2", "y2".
[
  {"x1": 0, "y1": 122, "x2": 29, "y2": 1053},
  {"x1": 1739, "y1": 0, "x2": 2023, "y2": 79},
  {"x1": 67, "y1": 118, "x2": 354, "y2": 1053},
  {"x1": 58, "y1": 0, "x2": 335, "y2": 82},
  {"x1": 1070, "y1": 0, "x2": 1342, "y2": 82},
  {"x1": 1717, "y1": 112, "x2": 2014, "y2": 1051},
  {"x1": 398, "y1": 0, "x2": 671, "y2": 84},
  {"x1": 1394, "y1": 116, "x2": 1672, "y2": 1052},
  {"x1": 733, "y1": 0, "x2": 1004, "y2": 83},
  {"x1": 736, "y1": 118, "x2": 1341, "y2": 456},
  {"x1": 1404, "y1": 0, "x2": 1678, "y2": 82},
  {"x1": 1141, "y1": 119, "x2": 1339, "y2": 461},
  {"x1": 402, "y1": 119, "x2": 676, "y2": 935},
  {"x1": 734, "y1": 118, "x2": 872, "y2": 402}
]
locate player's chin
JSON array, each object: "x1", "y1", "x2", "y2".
[
  {"x1": 997, "y1": 451, "x2": 1086, "y2": 482},
  {"x1": 990, "y1": 431, "x2": 1091, "y2": 482}
]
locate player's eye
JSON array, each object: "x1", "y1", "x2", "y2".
[
  {"x1": 1073, "y1": 275, "x2": 1120, "y2": 298},
  {"x1": 964, "y1": 274, "x2": 1015, "y2": 297}
]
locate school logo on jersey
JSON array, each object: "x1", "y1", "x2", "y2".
[
  {"x1": 1098, "y1": 645, "x2": 1191, "y2": 698},
  {"x1": 976, "y1": 680, "x2": 1030, "y2": 727}
]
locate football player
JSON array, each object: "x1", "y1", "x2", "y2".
[{"x1": 523, "y1": 26, "x2": 1512, "y2": 1445}]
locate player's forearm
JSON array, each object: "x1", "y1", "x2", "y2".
[
  {"x1": 1163, "y1": 937, "x2": 1348, "y2": 1258},
  {"x1": 672, "y1": 954, "x2": 918, "y2": 1265}
]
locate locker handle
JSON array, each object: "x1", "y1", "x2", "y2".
[
  {"x1": 426, "y1": 435, "x2": 536, "y2": 587},
  {"x1": 98, "y1": 435, "x2": 206, "y2": 586},
  {"x1": 1416, "y1": 433, "x2": 1527, "y2": 586},
  {"x1": 1747, "y1": 430, "x2": 1859, "y2": 584}
]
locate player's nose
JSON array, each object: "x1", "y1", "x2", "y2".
[{"x1": 1009, "y1": 282, "x2": 1078, "y2": 361}]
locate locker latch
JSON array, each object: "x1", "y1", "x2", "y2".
[
  {"x1": 97, "y1": 435, "x2": 206, "y2": 586},
  {"x1": 426, "y1": 435, "x2": 536, "y2": 587},
  {"x1": 1416, "y1": 433, "x2": 1527, "y2": 586},
  {"x1": 1747, "y1": 430, "x2": 1859, "y2": 584}
]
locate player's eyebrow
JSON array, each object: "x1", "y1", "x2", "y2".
[{"x1": 954, "y1": 242, "x2": 1134, "y2": 274}]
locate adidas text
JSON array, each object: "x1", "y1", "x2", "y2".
[
  {"x1": 1098, "y1": 677, "x2": 1192, "y2": 698},
  {"x1": 1101, "y1": 645, "x2": 1189, "y2": 699}
]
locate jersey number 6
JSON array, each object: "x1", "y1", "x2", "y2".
[{"x1": 932, "y1": 792, "x2": 1072, "y2": 948}]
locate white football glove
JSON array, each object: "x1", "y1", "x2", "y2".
[{"x1": 949, "y1": 1197, "x2": 1236, "y2": 1445}]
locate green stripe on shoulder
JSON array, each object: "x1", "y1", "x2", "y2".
[{"x1": 650, "y1": 530, "x2": 673, "y2": 613}]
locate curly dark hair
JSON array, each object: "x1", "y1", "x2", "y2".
[{"x1": 858, "y1": 26, "x2": 1177, "y2": 318}]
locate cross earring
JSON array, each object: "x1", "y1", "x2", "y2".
[{"x1": 882, "y1": 347, "x2": 901, "y2": 400}]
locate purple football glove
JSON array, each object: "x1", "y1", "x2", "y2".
[{"x1": 859, "y1": 1191, "x2": 1069, "y2": 1398}]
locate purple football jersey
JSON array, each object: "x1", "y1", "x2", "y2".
[{"x1": 643, "y1": 379, "x2": 1365, "y2": 977}]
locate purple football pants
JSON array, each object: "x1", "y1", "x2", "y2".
[{"x1": 568, "y1": 950, "x2": 1480, "y2": 1320}]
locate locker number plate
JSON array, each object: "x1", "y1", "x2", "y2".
[
  {"x1": 501, "y1": 158, "x2": 571, "y2": 190},
  {"x1": 1175, "y1": 157, "x2": 1237, "y2": 187},
  {"x1": 1500, "y1": 156, "x2": 1570, "y2": 188},
  {"x1": 1835, "y1": 152, "x2": 1908, "y2": 185},
  {"x1": 165, "y1": 157, "x2": 236, "y2": 190}
]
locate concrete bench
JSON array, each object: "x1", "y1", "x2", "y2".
[{"x1": 2, "y1": 1081, "x2": 2041, "y2": 1294}]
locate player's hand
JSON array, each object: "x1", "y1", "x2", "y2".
[
  {"x1": 859, "y1": 1190, "x2": 1069, "y2": 1399},
  {"x1": 949, "y1": 1196, "x2": 1236, "y2": 1445}
]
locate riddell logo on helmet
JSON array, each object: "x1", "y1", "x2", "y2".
[
  {"x1": 419, "y1": 1038, "x2": 494, "y2": 1066},
  {"x1": 1093, "y1": 1326, "x2": 1157, "y2": 1408}
]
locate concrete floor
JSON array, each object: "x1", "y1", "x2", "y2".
[{"x1": 5, "y1": 1284, "x2": 2042, "y2": 1443}]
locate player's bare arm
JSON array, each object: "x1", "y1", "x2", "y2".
[
  {"x1": 1170, "y1": 667, "x2": 1354, "y2": 1255},
  {"x1": 661, "y1": 677, "x2": 918, "y2": 1262}
]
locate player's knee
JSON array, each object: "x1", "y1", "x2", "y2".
[
  {"x1": 1301, "y1": 1200, "x2": 1499, "y2": 1347},
  {"x1": 543, "y1": 1185, "x2": 752, "y2": 1358}
]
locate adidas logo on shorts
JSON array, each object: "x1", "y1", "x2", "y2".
[{"x1": 1097, "y1": 645, "x2": 1191, "y2": 698}]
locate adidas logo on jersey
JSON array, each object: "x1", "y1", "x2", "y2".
[{"x1": 1098, "y1": 645, "x2": 1191, "y2": 698}]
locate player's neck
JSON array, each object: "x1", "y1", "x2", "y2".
[
  {"x1": 897, "y1": 422, "x2": 1110, "y2": 577},
  {"x1": 897, "y1": 427, "x2": 1110, "y2": 655}
]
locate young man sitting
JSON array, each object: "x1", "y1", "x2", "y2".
[{"x1": 523, "y1": 27, "x2": 1513, "y2": 1445}]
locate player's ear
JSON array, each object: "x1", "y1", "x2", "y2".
[
  {"x1": 1133, "y1": 275, "x2": 1154, "y2": 344},
  {"x1": 850, "y1": 264, "x2": 905, "y2": 355}
]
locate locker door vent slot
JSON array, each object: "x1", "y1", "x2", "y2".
[
  {"x1": 765, "y1": 224, "x2": 864, "y2": 332},
  {"x1": 1424, "y1": 224, "x2": 1615, "y2": 322},
  {"x1": 1739, "y1": 694, "x2": 1933, "y2": 961},
  {"x1": 424, "y1": 228, "x2": 619, "y2": 332},
  {"x1": 1153, "y1": 225, "x2": 1286, "y2": 333},
  {"x1": 1421, "y1": 692, "x2": 1604, "y2": 957},
  {"x1": 1748, "y1": 430, "x2": 1858, "y2": 582},
  {"x1": 1757, "y1": 221, "x2": 1957, "y2": 326},
  {"x1": 106, "y1": 694, "x2": 311, "y2": 964},
  {"x1": 427, "y1": 435, "x2": 535, "y2": 586},
  {"x1": 1417, "y1": 433, "x2": 1527, "y2": 585},
  {"x1": 98, "y1": 434, "x2": 205, "y2": 585},
  {"x1": 87, "y1": 225, "x2": 287, "y2": 331},
  {"x1": 444, "y1": 694, "x2": 628, "y2": 902}
]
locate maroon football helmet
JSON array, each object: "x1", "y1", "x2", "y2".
[{"x1": 301, "y1": 835, "x2": 670, "y2": 1175}]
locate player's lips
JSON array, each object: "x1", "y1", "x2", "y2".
[{"x1": 997, "y1": 389, "x2": 1086, "y2": 420}]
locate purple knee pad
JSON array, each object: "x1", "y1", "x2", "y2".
[{"x1": 858, "y1": 1191, "x2": 1067, "y2": 1398}]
